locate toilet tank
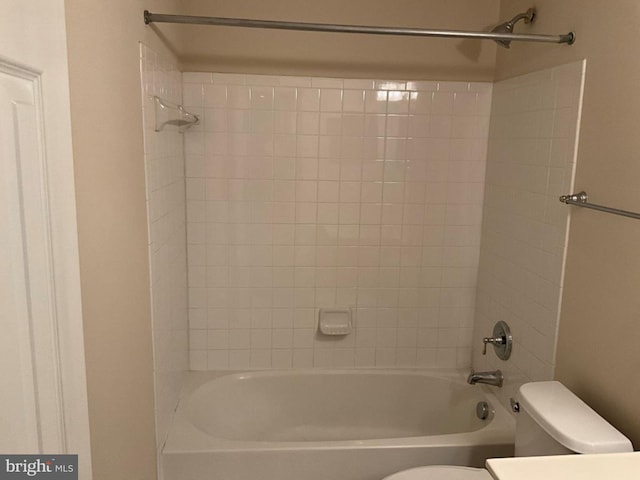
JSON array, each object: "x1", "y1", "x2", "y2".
[{"x1": 515, "y1": 381, "x2": 633, "y2": 457}]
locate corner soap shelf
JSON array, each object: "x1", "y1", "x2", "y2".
[{"x1": 153, "y1": 96, "x2": 199, "y2": 132}]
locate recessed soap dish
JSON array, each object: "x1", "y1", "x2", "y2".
[{"x1": 318, "y1": 308, "x2": 352, "y2": 336}]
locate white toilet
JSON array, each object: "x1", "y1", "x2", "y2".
[{"x1": 383, "y1": 381, "x2": 633, "y2": 480}]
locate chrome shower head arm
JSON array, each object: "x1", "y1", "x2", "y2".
[
  {"x1": 491, "y1": 7, "x2": 537, "y2": 48},
  {"x1": 507, "y1": 8, "x2": 536, "y2": 27}
]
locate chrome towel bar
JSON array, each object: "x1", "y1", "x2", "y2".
[{"x1": 559, "y1": 191, "x2": 640, "y2": 221}]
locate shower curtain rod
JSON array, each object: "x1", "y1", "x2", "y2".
[
  {"x1": 560, "y1": 192, "x2": 640, "y2": 221},
  {"x1": 143, "y1": 11, "x2": 575, "y2": 46}
]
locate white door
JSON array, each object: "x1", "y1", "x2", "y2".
[
  {"x1": 0, "y1": 65, "x2": 52, "y2": 452},
  {"x1": 0, "y1": 1, "x2": 92, "y2": 476}
]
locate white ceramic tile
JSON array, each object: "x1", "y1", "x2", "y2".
[
  {"x1": 365, "y1": 90, "x2": 387, "y2": 114},
  {"x1": 183, "y1": 72, "x2": 213, "y2": 84},
  {"x1": 228, "y1": 349, "x2": 251, "y2": 369},
  {"x1": 432, "y1": 92, "x2": 455, "y2": 115},
  {"x1": 409, "y1": 91, "x2": 432, "y2": 115},
  {"x1": 227, "y1": 86, "x2": 251, "y2": 109},
  {"x1": 203, "y1": 85, "x2": 227, "y2": 108},
  {"x1": 320, "y1": 89, "x2": 343, "y2": 112},
  {"x1": 319, "y1": 113, "x2": 342, "y2": 136},
  {"x1": 213, "y1": 73, "x2": 246, "y2": 85},
  {"x1": 312, "y1": 77, "x2": 344, "y2": 89},
  {"x1": 297, "y1": 88, "x2": 320, "y2": 111},
  {"x1": 343, "y1": 90, "x2": 365, "y2": 112},
  {"x1": 278, "y1": 76, "x2": 311, "y2": 87},
  {"x1": 386, "y1": 91, "x2": 410, "y2": 114},
  {"x1": 251, "y1": 86, "x2": 274, "y2": 110},
  {"x1": 141, "y1": 46, "x2": 188, "y2": 450},
  {"x1": 274, "y1": 87, "x2": 297, "y2": 111},
  {"x1": 184, "y1": 72, "x2": 493, "y2": 370},
  {"x1": 250, "y1": 349, "x2": 272, "y2": 368},
  {"x1": 472, "y1": 61, "x2": 585, "y2": 411},
  {"x1": 183, "y1": 84, "x2": 204, "y2": 107},
  {"x1": 344, "y1": 79, "x2": 375, "y2": 90},
  {"x1": 376, "y1": 80, "x2": 406, "y2": 91},
  {"x1": 342, "y1": 114, "x2": 365, "y2": 136}
]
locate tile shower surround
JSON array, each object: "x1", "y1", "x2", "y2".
[
  {"x1": 140, "y1": 44, "x2": 189, "y2": 449},
  {"x1": 472, "y1": 61, "x2": 585, "y2": 407},
  {"x1": 182, "y1": 73, "x2": 492, "y2": 370}
]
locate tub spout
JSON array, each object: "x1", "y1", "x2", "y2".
[{"x1": 467, "y1": 370, "x2": 503, "y2": 387}]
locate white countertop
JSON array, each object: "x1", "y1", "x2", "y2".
[{"x1": 486, "y1": 452, "x2": 640, "y2": 480}]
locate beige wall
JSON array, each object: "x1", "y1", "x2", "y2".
[
  {"x1": 496, "y1": 0, "x2": 640, "y2": 447},
  {"x1": 64, "y1": 1, "x2": 181, "y2": 478},
  {"x1": 172, "y1": 0, "x2": 500, "y2": 80}
]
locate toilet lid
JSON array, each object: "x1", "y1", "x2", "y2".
[{"x1": 383, "y1": 466, "x2": 492, "y2": 480}]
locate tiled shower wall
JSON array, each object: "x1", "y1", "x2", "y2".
[
  {"x1": 472, "y1": 61, "x2": 585, "y2": 406},
  {"x1": 139, "y1": 44, "x2": 189, "y2": 449},
  {"x1": 182, "y1": 73, "x2": 492, "y2": 370}
]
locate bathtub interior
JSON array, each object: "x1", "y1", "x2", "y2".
[
  {"x1": 162, "y1": 370, "x2": 515, "y2": 480},
  {"x1": 187, "y1": 370, "x2": 492, "y2": 442},
  {"x1": 165, "y1": 369, "x2": 514, "y2": 449}
]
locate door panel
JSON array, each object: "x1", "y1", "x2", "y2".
[
  {"x1": 0, "y1": 2, "x2": 91, "y2": 474},
  {"x1": 0, "y1": 70, "x2": 42, "y2": 452}
]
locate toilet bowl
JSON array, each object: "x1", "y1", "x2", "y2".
[{"x1": 382, "y1": 381, "x2": 632, "y2": 480}]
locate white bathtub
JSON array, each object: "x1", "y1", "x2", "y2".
[{"x1": 163, "y1": 370, "x2": 514, "y2": 480}]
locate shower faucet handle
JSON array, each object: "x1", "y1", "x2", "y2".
[
  {"x1": 482, "y1": 336, "x2": 504, "y2": 355},
  {"x1": 481, "y1": 321, "x2": 513, "y2": 360}
]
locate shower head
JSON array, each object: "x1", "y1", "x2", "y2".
[{"x1": 491, "y1": 7, "x2": 536, "y2": 48}]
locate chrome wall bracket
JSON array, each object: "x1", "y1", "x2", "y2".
[
  {"x1": 559, "y1": 191, "x2": 588, "y2": 204},
  {"x1": 482, "y1": 321, "x2": 512, "y2": 360},
  {"x1": 560, "y1": 191, "x2": 640, "y2": 221}
]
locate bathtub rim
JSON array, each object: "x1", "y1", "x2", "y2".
[{"x1": 163, "y1": 368, "x2": 515, "y2": 454}]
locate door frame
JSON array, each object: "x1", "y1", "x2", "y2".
[{"x1": 1, "y1": 1, "x2": 92, "y2": 476}]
